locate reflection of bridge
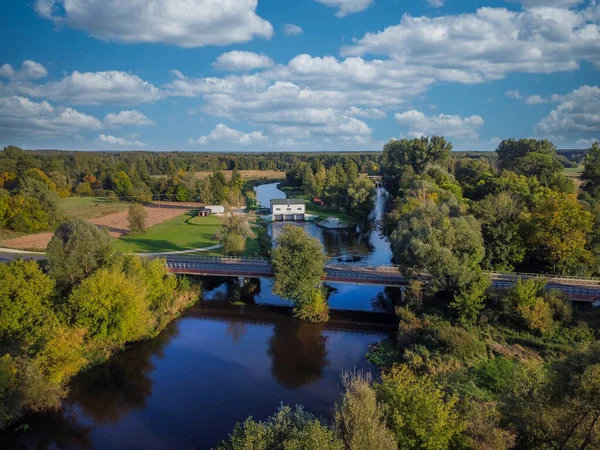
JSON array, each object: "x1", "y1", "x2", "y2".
[{"x1": 156, "y1": 256, "x2": 600, "y2": 302}]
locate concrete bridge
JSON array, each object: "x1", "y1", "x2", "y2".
[{"x1": 157, "y1": 255, "x2": 600, "y2": 302}]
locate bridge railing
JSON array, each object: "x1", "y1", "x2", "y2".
[{"x1": 488, "y1": 271, "x2": 600, "y2": 286}]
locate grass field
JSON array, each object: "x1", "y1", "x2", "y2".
[
  {"x1": 60, "y1": 197, "x2": 130, "y2": 220},
  {"x1": 113, "y1": 212, "x2": 224, "y2": 253},
  {"x1": 564, "y1": 166, "x2": 583, "y2": 190}
]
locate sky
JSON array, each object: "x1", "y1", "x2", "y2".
[{"x1": 0, "y1": 0, "x2": 598, "y2": 152}]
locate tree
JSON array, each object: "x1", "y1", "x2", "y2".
[
  {"x1": 128, "y1": 203, "x2": 148, "y2": 233},
  {"x1": 271, "y1": 225, "x2": 328, "y2": 321},
  {"x1": 389, "y1": 198, "x2": 485, "y2": 292},
  {"x1": 47, "y1": 219, "x2": 113, "y2": 289},
  {"x1": 230, "y1": 169, "x2": 244, "y2": 191},
  {"x1": 75, "y1": 182, "x2": 93, "y2": 197},
  {"x1": 66, "y1": 267, "x2": 151, "y2": 345},
  {"x1": 383, "y1": 136, "x2": 452, "y2": 194},
  {"x1": 582, "y1": 142, "x2": 600, "y2": 199},
  {"x1": 112, "y1": 171, "x2": 133, "y2": 197},
  {"x1": 347, "y1": 177, "x2": 376, "y2": 221},
  {"x1": 375, "y1": 365, "x2": 464, "y2": 450},
  {"x1": 0, "y1": 260, "x2": 56, "y2": 342},
  {"x1": 18, "y1": 177, "x2": 62, "y2": 228},
  {"x1": 209, "y1": 171, "x2": 227, "y2": 203},
  {"x1": 496, "y1": 139, "x2": 565, "y2": 187},
  {"x1": 450, "y1": 274, "x2": 491, "y2": 325},
  {"x1": 217, "y1": 405, "x2": 344, "y2": 450},
  {"x1": 524, "y1": 192, "x2": 593, "y2": 274},
  {"x1": 215, "y1": 213, "x2": 256, "y2": 256},
  {"x1": 334, "y1": 371, "x2": 397, "y2": 450}
]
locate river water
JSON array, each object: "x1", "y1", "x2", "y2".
[{"x1": 2, "y1": 183, "x2": 396, "y2": 450}]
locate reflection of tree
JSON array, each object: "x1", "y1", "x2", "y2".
[
  {"x1": 66, "y1": 321, "x2": 180, "y2": 424},
  {"x1": 211, "y1": 278, "x2": 262, "y2": 305},
  {"x1": 3, "y1": 406, "x2": 93, "y2": 450},
  {"x1": 268, "y1": 321, "x2": 329, "y2": 389},
  {"x1": 226, "y1": 321, "x2": 248, "y2": 343}
]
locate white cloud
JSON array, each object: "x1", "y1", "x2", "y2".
[
  {"x1": 535, "y1": 85, "x2": 600, "y2": 135},
  {"x1": 575, "y1": 137, "x2": 599, "y2": 147},
  {"x1": 509, "y1": 0, "x2": 584, "y2": 8},
  {"x1": 345, "y1": 106, "x2": 386, "y2": 118},
  {"x1": 0, "y1": 96, "x2": 103, "y2": 139},
  {"x1": 104, "y1": 110, "x2": 155, "y2": 127},
  {"x1": 316, "y1": 0, "x2": 374, "y2": 18},
  {"x1": 189, "y1": 124, "x2": 268, "y2": 146},
  {"x1": 425, "y1": 0, "x2": 445, "y2": 7},
  {"x1": 11, "y1": 70, "x2": 163, "y2": 106},
  {"x1": 99, "y1": 134, "x2": 146, "y2": 147},
  {"x1": 342, "y1": 6, "x2": 600, "y2": 82},
  {"x1": 35, "y1": 0, "x2": 273, "y2": 48},
  {"x1": 283, "y1": 24, "x2": 303, "y2": 36},
  {"x1": 213, "y1": 51, "x2": 274, "y2": 72},
  {"x1": 505, "y1": 90, "x2": 522, "y2": 99},
  {"x1": 0, "y1": 60, "x2": 48, "y2": 80},
  {"x1": 394, "y1": 110, "x2": 484, "y2": 140}
]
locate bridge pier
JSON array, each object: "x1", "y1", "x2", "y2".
[
  {"x1": 399, "y1": 286, "x2": 407, "y2": 303},
  {"x1": 237, "y1": 276, "x2": 246, "y2": 286}
]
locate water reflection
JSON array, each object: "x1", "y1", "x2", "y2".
[
  {"x1": 269, "y1": 321, "x2": 328, "y2": 389},
  {"x1": 3, "y1": 307, "x2": 390, "y2": 450}
]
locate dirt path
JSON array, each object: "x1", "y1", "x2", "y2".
[{"x1": 0, "y1": 203, "x2": 197, "y2": 251}]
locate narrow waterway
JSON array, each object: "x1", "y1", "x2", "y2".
[
  {"x1": 243, "y1": 183, "x2": 399, "y2": 312},
  {"x1": 3, "y1": 305, "x2": 391, "y2": 450}
]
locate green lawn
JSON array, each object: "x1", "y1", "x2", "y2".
[
  {"x1": 113, "y1": 212, "x2": 224, "y2": 253},
  {"x1": 60, "y1": 197, "x2": 130, "y2": 220}
]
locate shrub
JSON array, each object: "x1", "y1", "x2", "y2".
[
  {"x1": 127, "y1": 203, "x2": 148, "y2": 233},
  {"x1": 434, "y1": 324, "x2": 488, "y2": 362},
  {"x1": 334, "y1": 371, "x2": 396, "y2": 450}
]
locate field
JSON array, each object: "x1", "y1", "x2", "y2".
[
  {"x1": 0, "y1": 203, "x2": 196, "y2": 251},
  {"x1": 151, "y1": 170, "x2": 285, "y2": 182},
  {"x1": 564, "y1": 166, "x2": 583, "y2": 190},
  {"x1": 59, "y1": 197, "x2": 131, "y2": 220},
  {"x1": 113, "y1": 212, "x2": 223, "y2": 254}
]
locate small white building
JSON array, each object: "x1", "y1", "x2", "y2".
[
  {"x1": 205, "y1": 205, "x2": 225, "y2": 214},
  {"x1": 271, "y1": 199, "x2": 305, "y2": 221}
]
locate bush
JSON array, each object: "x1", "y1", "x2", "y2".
[
  {"x1": 128, "y1": 203, "x2": 148, "y2": 233},
  {"x1": 434, "y1": 324, "x2": 488, "y2": 362},
  {"x1": 75, "y1": 182, "x2": 92, "y2": 197},
  {"x1": 293, "y1": 288, "x2": 330, "y2": 323},
  {"x1": 472, "y1": 357, "x2": 519, "y2": 397},
  {"x1": 217, "y1": 404, "x2": 343, "y2": 450},
  {"x1": 334, "y1": 371, "x2": 396, "y2": 450}
]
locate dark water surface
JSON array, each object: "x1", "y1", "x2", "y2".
[{"x1": 4, "y1": 305, "x2": 391, "y2": 450}]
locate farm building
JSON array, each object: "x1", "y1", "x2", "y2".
[
  {"x1": 270, "y1": 199, "x2": 305, "y2": 221},
  {"x1": 205, "y1": 205, "x2": 225, "y2": 214},
  {"x1": 197, "y1": 208, "x2": 211, "y2": 217}
]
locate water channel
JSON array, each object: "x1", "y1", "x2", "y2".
[{"x1": 3, "y1": 182, "x2": 397, "y2": 450}]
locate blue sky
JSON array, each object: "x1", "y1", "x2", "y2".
[{"x1": 0, "y1": 0, "x2": 598, "y2": 152}]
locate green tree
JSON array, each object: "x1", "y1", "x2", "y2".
[
  {"x1": 75, "y1": 182, "x2": 93, "y2": 197},
  {"x1": 375, "y1": 365, "x2": 464, "y2": 450},
  {"x1": 217, "y1": 404, "x2": 343, "y2": 450},
  {"x1": 582, "y1": 142, "x2": 600, "y2": 199},
  {"x1": 383, "y1": 136, "x2": 452, "y2": 194},
  {"x1": 47, "y1": 219, "x2": 113, "y2": 289},
  {"x1": 389, "y1": 198, "x2": 485, "y2": 292},
  {"x1": 524, "y1": 192, "x2": 593, "y2": 274},
  {"x1": 0, "y1": 260, "x2": 56, "y2": 342},
  {"x1": 503, "y1": 279, "x2": 554, "y2": 335},
  {"x1": 347, "y1": 177, "x2": 376, "y2": 220},
  {"x1": 450, "y1": 274, "x2": 491, "y2": 325},
  {"x1": 334, "y1": 371, "x2": 396, "y2": 450},
  {"x1": 272, "y1": 225, "x2": 328, "y2": 321},
  {"x1": 18, "y1": 177, "x2": 62, "y2": 228},
  {"x1": 127, "y1": 203, "x2": 148, "y2": 233},
  {"x1": 215, "y1": 213, "x2": 256, "y2": 256},
  {"x1": 66, "y1": 267, "x2": 151, "y2": 345},
  {"x1": 112, "y1": 171, "x2": 133, "y2": 197},
  {"x1": 230, "y1": 168, "x2": 244, "y2": 191}
]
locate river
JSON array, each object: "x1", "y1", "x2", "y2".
[{"x1": 2, "y1": 183, "x2": 396, "y2": 449}]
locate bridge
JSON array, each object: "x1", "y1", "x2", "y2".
[{"x1": 157, "y1": 255, "x2": 600, "y2": 302}]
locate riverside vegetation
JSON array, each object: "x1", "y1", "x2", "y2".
[
  {"x1": 0, "y1": 219, "x2": 199, "y2": 429},
  {"x1": 216, "y1": 138, "x2": 600, "y2": 449}
]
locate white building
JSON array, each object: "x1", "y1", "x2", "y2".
[
  {"x1": 205, "y1": 205, "x2": 225, "y2": 214},
  {"x1": 270, "y1": 199, "x2": 305, "y2": 221}
]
